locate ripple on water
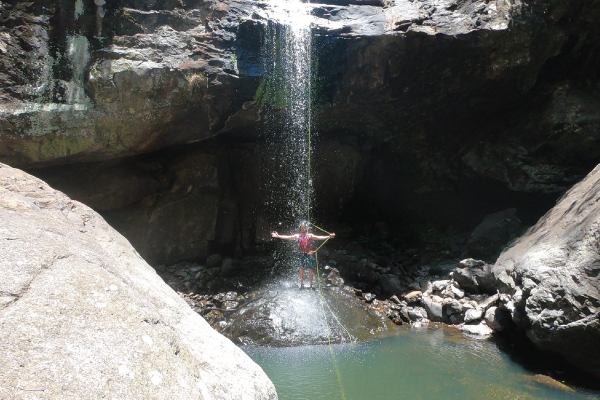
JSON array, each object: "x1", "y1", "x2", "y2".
[{"x1": 244, "y1": 327, "x2": 600, "y2": 400}]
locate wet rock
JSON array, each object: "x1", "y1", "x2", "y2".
[
  {"x1": 458, "y1": 258, "x2": 486, "y2": 269},
  {"x1": 421, "y1": 296, "x2": 443, "y2": 322},
  {"x1": 224, "y1": 285, "x2": 394, "y2": 346},
  {"x1": 174, "y1": 270, "x2": 188, "y2": 278},
  {"x1": 451, "y1": 263, "x2": 496, "y2": 294},
  {"x1": 224, "y1": 301, "x2": 239, "y2": 310},
  {"x1": 206, "y1": 254, "x2": 223, "y2": 269},
  {"x1": 363, "y1": 293, "x2": 376, "y2": 302},
  {"x1": 524, "y1": 375, "x2": 575, "y2": 393},
  {"x1": 449, "y1": 313, "x2": 464, "y2": 325},
  {"x1": 378, "y1": 274, "x2": 403, "y2": 296},
  {"x1": 431, "y1": 280, "x2": 450, "y2": 293},
  {"x1": 460, "y1": 322, "x2": 493, "y2": 337},
  {"x1": 468, "y1": 208, "x2": 521, "y2": 256},
  {"x1": 357, "y1": 266, "x2": 380, "y2": 284},
  {"x1": 464, "y1": 309, "x2": 484, "y2": 323},
  {"x1": 405, "y1": 306, "x2": 428, "y2": 322},
  {"x1": 403, "y1": 291, "x2": 422, "y2": 303},
  {"x1": 389, "y1": 295, "x2": 403, "y2": 305},
  {"x1": 221, "y1": 258, "x2": 237, "y2": 278},
  {"x1": 444, "y1": 300, "x2": 462, "y2": 316},
  {"x1": 493, "y1": 165, "x2": 600, "y2": 371},
  {"x1": 484, "y1": 306, "x2": 512, "y2": 332},
  {"x1": 387, "y1": 310, "x2": 403, "y2": 325},
  {"x1": 326, "y1": 268, "x2": 345, "y2": 287},
  {"x1": 313, "y1": 141, "x2": 363, "y2": 216},
  {"x1": 478, "y1": 294, "x2": 499, "y2": 311}
]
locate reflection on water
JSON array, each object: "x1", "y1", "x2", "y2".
[{"x1": 244, "y1": 326, "x2": 600, "y2": 400}]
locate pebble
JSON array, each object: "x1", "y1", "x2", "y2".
[{"x1": 363, "y1": 293, "x2": 376, "y2": 302}]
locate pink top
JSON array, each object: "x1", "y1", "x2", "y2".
[{"x1": 298, "y1": 234, "x2": 311, "y2": 253}]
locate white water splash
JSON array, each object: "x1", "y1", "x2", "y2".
[{"x1": 263, "y1": 0, "x2": 314, "y2": 230}]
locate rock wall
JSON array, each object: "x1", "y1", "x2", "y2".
[
  {"x1": 313, "y1": 0, "x2": 600, "y2": 225},
  {"x1": 1, "y1": 0, "x2": 600, "y2": 262},
  {"x1": 0, "y1": 163, "x2": 277, "y2": 399},
  {"x1": 0, "y1": 0, "x2": 259, "y2": 167},
  {"x1": 493, "y1": 163, "x2": 600, "y2": 378}
]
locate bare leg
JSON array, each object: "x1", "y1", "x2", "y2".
[
  {"x1": 300, "y1": 268, "x2": 305, "y2": 287},
  {"x1": 309, "y1": 269, "x2": 314, "y2": 288}
]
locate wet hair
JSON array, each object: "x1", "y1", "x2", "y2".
[{"x1": 299, "y1": 221, "x2": 309, "y2": 229}]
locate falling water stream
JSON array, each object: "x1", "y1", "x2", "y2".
[
  {"x1": 246, "y1": 1, "x2": 600, "y2": 399},
  {"x1": 261, "y1": 0, "x2": 314, "y2": 234}
]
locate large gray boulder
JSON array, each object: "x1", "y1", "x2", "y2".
[
  {"x1": 451, "y1": 260, "x2": 496, "y2": 294},
  {"x1": 468, "y1": 208, "x2": 521, "y2": 256},
  {"x1": 378, "y1": 274, "x2": 404, "y2": 296},
  {"x1": 0, "y1": 164, "x2": 277, "y2": 399},
  {"x1": 493, "y1": 164, "x2": 600, "y2": 379}
]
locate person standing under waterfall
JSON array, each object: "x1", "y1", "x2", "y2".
[{"x1": 271, "y1": 222, "x2": 335, "y2": 289}]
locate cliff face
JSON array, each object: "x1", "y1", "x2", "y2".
[
  {"x1": 0, "y1": 0, "x2": 259, "y2": 166},
  {"x1": 493, "y1": 164, "x2": 600, "y2": 379},
  {"x1": 1, "y1": 0, "x2": 599, "y2": 262}
]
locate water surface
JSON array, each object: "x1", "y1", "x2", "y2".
[{"x1": 244, "y1": 326, "x2": 599, "y2": 400}]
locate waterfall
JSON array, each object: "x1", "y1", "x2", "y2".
[
  {"x1": 262, "y1": 0, "x2": 314, "y2": 238},
  {"x1": 252, "y1": 0, "x2": 362, "y2": 348}
]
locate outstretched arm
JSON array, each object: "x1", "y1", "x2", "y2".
[
  {"x1": 271, "y1": 232, "x2": 298, "y2": 240},
  {"x1": 310, "y1": 233, "x2": 336, "y2": 240}
]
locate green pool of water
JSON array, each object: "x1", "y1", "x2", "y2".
[{"x1": 244, "y1": 326, "x2": 599, "y2": 400}]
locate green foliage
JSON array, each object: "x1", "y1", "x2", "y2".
[
  {"x1": 253, "y1": 76, "x2": 288, "y2": 109},
  {"x1": 253, "y1": 79, "x2": 265, "y2": 102}
]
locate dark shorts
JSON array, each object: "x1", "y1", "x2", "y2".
[{"x1": 298, "y1": 253, "x2": 314, "y2": 270}]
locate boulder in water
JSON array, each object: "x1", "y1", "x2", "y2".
[
  {"x1": 460, "y1": 322, "x2": 493, "y2": 337},
  {"x1": 464, "y1": 309, "x2": 484, "y2": 323},
  {"x1": 405, "y1": 306, "x2": 428, "y2": 322},
  {"x1": 484, "y1": 306, "x2": 512, "y2": 332},
  {"x1": 421, "y1": 296, "x2": 444, "y2": 322},
  {"x1": 493, "y1": 164, "x2": 600, "y2": 378}
]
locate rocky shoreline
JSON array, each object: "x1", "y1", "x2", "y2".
[
  {"x1": 156, "y1": 207, "x2": 523, "y2": 340},
  {"x1": 159, "y1": 252, "x2": 510, "y2": 341}
]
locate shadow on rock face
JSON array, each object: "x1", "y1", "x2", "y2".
[{"x1": 224, "y1": 278, "x2": 394, "y2": 346}]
